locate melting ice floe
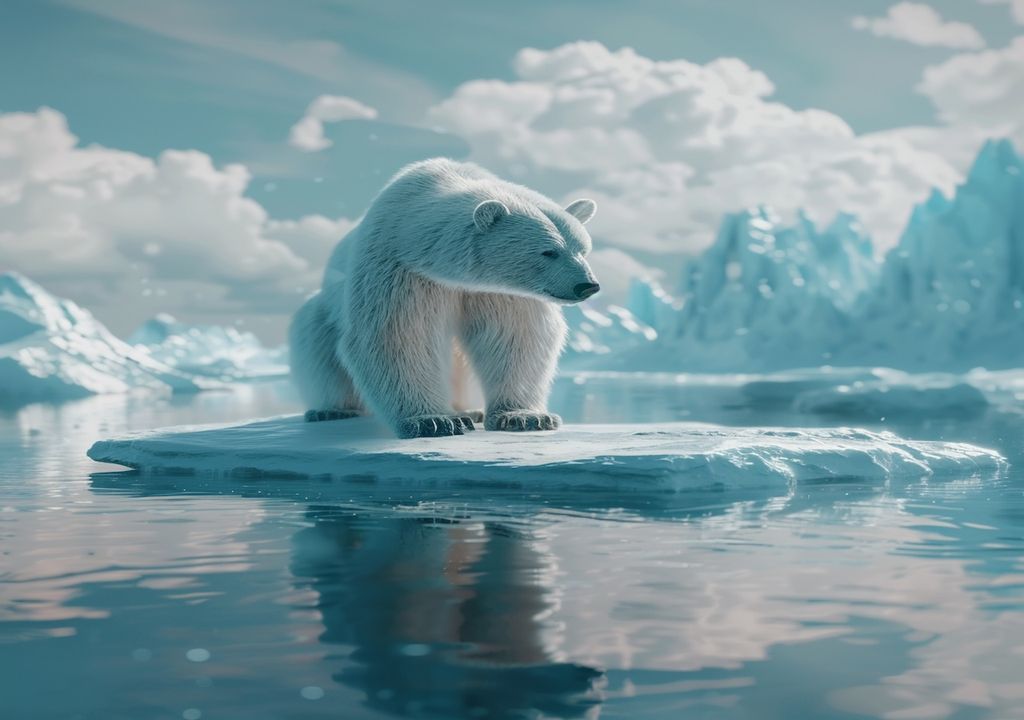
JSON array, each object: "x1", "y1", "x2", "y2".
[
  {"x1": 87, "y1": 416, "x2": 1006, "y2": 491},
  {"x1": 0, "y1": 272, "x2": 209, "y2": 402}
]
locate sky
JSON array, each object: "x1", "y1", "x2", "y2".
[{"x1": 1, "y1": 0, "x2": 1023, "y2": 342}]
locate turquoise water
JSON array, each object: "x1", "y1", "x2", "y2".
[{"x1": 2, "y1": 378, "x2": 1023, "y2": 719}]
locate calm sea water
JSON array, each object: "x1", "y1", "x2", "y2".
[{"x1": 2, "y1": 376, "x2": 1023, "y2": 720}]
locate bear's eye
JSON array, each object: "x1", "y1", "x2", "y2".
[{"x1": 541, "y1": 250, "x2": 559, "y2": 259}]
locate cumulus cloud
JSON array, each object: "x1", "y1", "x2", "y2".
[
  {"x1": 426, "y1": 42, "x2": 961, "y2": 257},
  {"x1": 851, "y1": 3, "x2": 986, "y2": 49},
  {"x1": 917, "y1": 35, "x2": 1024, "y2": 146},
  {"x1": 287, "y1": 95, "x2": 378, "y2": 152},
  {"x1": 864, "y1": 28, "x2": 1024, "y2": 178},
  {"x1": 0, "y1": 107, "x2": 350, "y2": 318}
]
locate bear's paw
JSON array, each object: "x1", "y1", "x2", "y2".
[
  {"x1": 486, "y1": 411, "x2": 561, "y2": 432},
  {"x1": 398, "y1": 414, "x2": 476, "y2": 439}
]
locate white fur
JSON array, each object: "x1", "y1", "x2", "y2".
[{"x1": 289, "y1": 158, "x2": 599, "y2": 439}]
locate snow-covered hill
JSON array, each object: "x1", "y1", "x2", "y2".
[{"x1": 0, "y1": 273, "x2": 209, "y2": 403}]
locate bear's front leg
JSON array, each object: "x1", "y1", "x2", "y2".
[
  {"x1": 459, "y1": 293, "x2": 566, "y2": 432},
  {"x1": 338, "y1": 272, "x2": 475, "y2": 439}
]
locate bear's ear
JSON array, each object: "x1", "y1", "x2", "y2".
[
  {"x1": 565, "y1": 198, "x2": 597, "y2": 224},
  {"x1": 473, "y1": 200, "x2": 510, "y2": 232}
]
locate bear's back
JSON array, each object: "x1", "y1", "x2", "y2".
[
  {"x1": 384, "y1": 159, "x2": 559, "y2": 215},
  {"x1": 383, "y1": 158, "x2": 499, "y2": 204},
  {"x1": 322, "y1": 158, "x2": 572, "y2": 287}
]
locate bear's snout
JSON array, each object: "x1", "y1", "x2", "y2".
[{"x1": 573, "y1": 282, "x2": 601, "y2": 300}]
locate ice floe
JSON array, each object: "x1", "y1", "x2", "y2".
[{"x1": 87, "y1": 416, "x2": 1006, "y2": 491}]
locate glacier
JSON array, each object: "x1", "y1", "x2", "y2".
[
  {"x1": 87, "y1": 415, "x2": 1005, "y2": 491},
  {"x1": 0, "y1": 272, "x2": 209, "y2": 403},
  {"x1": 130, "y1": 314, "x2": 288, "y2": 381},
  {"x1": 567, "y1": 139, "x2": 1024, "y2": 373}
]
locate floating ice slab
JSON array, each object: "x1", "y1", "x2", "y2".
[
  {"x1": 87, "y1": 416, "x2": 1006, "y2": 491},
  {"x1": 793, "y1": 380, "x2": 988, "y2": 418}
]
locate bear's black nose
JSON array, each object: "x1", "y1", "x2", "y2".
[{"x1": 573, "y1": 282, "x2": 601, "y2": 300}]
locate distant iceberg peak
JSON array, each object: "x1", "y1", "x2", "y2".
[
  {"x1": 0, "y1": 271, "x2": 37, "y2": 300},
  {"x1": 967, "y1": 138, "x2": 1023, "y2": 183}
]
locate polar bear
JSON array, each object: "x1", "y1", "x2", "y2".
[{"x1": 289, "y1": 158, "x2": 599, "y2": 439}]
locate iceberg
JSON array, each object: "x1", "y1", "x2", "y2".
[
  {"x1": 130, "y1": 314, "x2": 288, "y2": 380},
  {"x1": 566, "y1": 208, "x2": 879, "y2": 371},
  {"x1": 570, "y1": 140, "x2": 1024, "y2": 373},
  {"x1": 791, "y1": 374, "x2": 989, "y2": 419},
  {"x1": 0, "y1": 272, "x2": 209, "y2": 403},
  {"x1": 562, "y1": 304, "x2": 657, "y2": 360},
  {"x1": 87, "y1": 416, "x2": 1005, "y2": 491},
  {"x1": 841, "y1": 139, "x2": 1024, "y2": 369}
]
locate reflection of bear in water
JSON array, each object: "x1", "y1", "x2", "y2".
[{"x1": 291, "y1": 510, "x2": 602, "y2": 718}]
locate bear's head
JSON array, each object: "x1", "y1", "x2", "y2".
[{"x1": 470, "y1": 197, "x2": 600, "y2": 304}]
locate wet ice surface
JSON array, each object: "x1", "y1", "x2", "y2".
[{"x1": 3, "y1": 373, "x2": 1024, "y2": 719}]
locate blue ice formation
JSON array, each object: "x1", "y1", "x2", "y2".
[
  {"x1": 568, "y1": 139, "x2": 1024, "y2": 372},
  {"x1": 130, "y1": 314, "x2": 288, "y2": 380}
]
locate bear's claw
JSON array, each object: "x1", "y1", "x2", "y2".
[
  {"x1": 398, "y1": 414, "x2": 476, "y2": 439},
  {"x1": 486, "y1": 411, "x2": 561, "y2": 432},
  {"x1": 305, "y1": 409, "x2": 362, "y2": 423}
]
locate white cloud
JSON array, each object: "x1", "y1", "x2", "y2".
[
  {"x1": 869, "y1": 32, "x2": 1024, "y2": 181},
  {"x1": 585, "y1": 248, "x2": 662, "y2": 302},
  {"x1": 980, "y1": 0, "x2": 1024, "y2": 25},
  {"x1": 0, "y1": 108, "x2": 350, "y2": 318},
  {"x1": 266, "y1": 215, "x2": 356, "y2": 267},
  {"x1": 851, "y1": 3, "x2": 986, "y2": 49},
  {"x1": 288, "y1": 95, "x2": 378, "y2": 152},
  {"x1": 426, "y1": 42, "x2": 961, "y2": 255},
  {"x1": 916, "y1": 35, "x2": 1024, "y2": 146}
]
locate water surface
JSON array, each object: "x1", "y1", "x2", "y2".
[{"x1": 2, "y1": 377, "x2": 1023, "y2": 719}]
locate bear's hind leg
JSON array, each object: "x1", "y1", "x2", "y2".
[{"x1": 290, "y1": 292, "x2": 365, "y2": 423}]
